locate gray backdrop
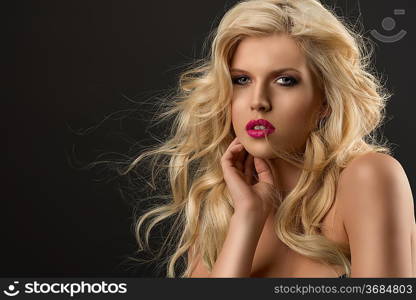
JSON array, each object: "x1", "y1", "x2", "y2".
[{"x1": 4, "y1": 0, "x2": 415, "y2": 277}]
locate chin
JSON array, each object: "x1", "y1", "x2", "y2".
[{"x1": 244, "y1": 143, "x2": 279, "y2": 159}]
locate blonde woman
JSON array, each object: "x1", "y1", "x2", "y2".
[{"x1": 120, "y1": 0, "x2": 415, "y2": 277}]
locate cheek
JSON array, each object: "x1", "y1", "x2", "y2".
[
  {"x1": 280, "y1": 92, "x2": 317, "y2": 127},
  {"x1": 285, "y1": 105, "x2": 313, "y2": 126},
  {"x1": 230, "y1": 105, "x2": 239, "y2": 138},
  {"x1": 231, "y1": 102, "x2": 245, "y2": 130},
  {"x1": 231, "y1": 105, "x2": 237, "y2": 128}
]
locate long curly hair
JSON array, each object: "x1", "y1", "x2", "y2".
[{"x1": 102, "y1": 0, "x2": 392, "y2": 277}]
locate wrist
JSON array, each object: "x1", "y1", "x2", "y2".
[{"x1": 231, "y1": 210, "x2": 266, "y2": 235}]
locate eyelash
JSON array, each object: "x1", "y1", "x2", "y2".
[{"x1": 231, "y1": 75, "x2": 298, "y2": 87}]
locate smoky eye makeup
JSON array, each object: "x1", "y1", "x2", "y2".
[
  {"x1": 231, "y1": 74, "x2": 299, "y2": 87},
  {"x1": 276, "y1": 76, "x2": 299, "y2": 86}
]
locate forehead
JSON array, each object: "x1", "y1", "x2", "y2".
[{"x1": 230, "y1": 33, "x2": 307, "y2": 71}]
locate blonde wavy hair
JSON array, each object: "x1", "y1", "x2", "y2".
[{"x1": 111, "y1": 0, "x2": 392, "y2": 277}]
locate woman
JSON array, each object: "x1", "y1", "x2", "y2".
[{"x1": 120, "y1": 0, "x2": 415, "y2": 277}]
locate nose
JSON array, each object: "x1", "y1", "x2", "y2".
[{"x1": 250, "y1": 85, "x2": 271, "y2": 112}]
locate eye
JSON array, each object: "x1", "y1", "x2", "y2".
[
  {"x1": 276, "y1": 76, "x2": 298, "y2": 86},
  {"x1": 232, "y1": 76, "x2": 250, "y2": 86},
  {"x1": 231, "y1": 75, "x2": 298, "y2": 87}
]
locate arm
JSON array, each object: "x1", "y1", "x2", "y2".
[
  {"x1": 188, "y1": 137, "x2": 279, "y2": 277},
  {"x1": 188, "y1": 211, "x2": 265, "y2": 278},
  {"x1": 337, "y1": 153, "x2": 415, "y2": 277}
]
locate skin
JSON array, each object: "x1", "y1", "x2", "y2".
[
  {"x1": 189, "y1": 33, "x2": 326, "y2": 277},
  {"x1": 230, "y1": 33, "x2": 327, "y2": 194},
  {"x1": 336, "y1": 152, "x2": 415, "y2": 277},
  {"x1": 188, "y1": 33, "x2": 416, "y2": 277}
]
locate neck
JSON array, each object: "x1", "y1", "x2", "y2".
[{"x1": 269, "y1": 157, "x2": 302, "y2": 194}]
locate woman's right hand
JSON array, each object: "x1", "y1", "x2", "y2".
[{"x1": 220, "y1": 137, "x2": 281, "y2": 224}]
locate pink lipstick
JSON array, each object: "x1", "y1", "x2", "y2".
[{"x1": 246, "y1": 119, "x2": 276, "y2": 138}]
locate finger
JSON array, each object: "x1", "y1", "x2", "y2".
[
  {"x1": 223, "y1": 137, "x2": 241, "y2": 158},
  {"x1": 222, "y1": 144, "x2": 244, "y2": 169},
  {"x1": 244, "y1": 153, "x2": 255, "y2": 184},
  {"x1": 234, "y1": 144, "x2": 245, "y2": 171},
  {"x1": 224, "y1": 137, "x2": 240, "y2": 155},
  {"x1": 253, "y1": 157, "x2": 274, "y2": 185},
  {"x1": 236, "y1": 144, "x2": 247, "y2": 164},
  {"x1": 228, "y1": 137, "x2": 241, "y2": 148}
]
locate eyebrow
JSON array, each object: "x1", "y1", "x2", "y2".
[{"x1": 229, "y1": 67, "x2": 300, "y2": 75}]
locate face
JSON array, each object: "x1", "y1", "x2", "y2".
[{"x1": 230, "y1": 33, "x2": 325, "y2": 158}]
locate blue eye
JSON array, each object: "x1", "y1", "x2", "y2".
[
  {"x1": 232, "y1": 76, "x2": 250, "y2": 85},
  {"x1": 276, "y1": 76, "x2": 298, "y2": 86},
  {"x1": 231, "y1": 75, "x2": 298, "y2": 87}
]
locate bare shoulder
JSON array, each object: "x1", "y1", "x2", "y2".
[
  {"x1": 335, "y1": 152, "x2": 415, "y2": 276},
  {"x1": 340, "y1": 152, "x2": 405, "y2": 179},
  {"x1": 337, "y1": 152, "x2": 414, "y2": 218}
]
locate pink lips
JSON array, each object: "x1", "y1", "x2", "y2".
[{"x1": 246, "y1": 119, "x2": 276, "y2": 138}]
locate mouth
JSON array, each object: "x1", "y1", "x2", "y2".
[{"x1": 245, "y1": 119, "x2": 276, "y2": 138}]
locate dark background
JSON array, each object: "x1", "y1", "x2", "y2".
[{"x1": 4, "y1": 0, "x2": 415, "y2": 277}]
